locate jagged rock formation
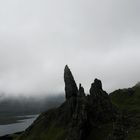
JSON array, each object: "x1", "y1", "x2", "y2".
[
  {"x1": 64, "y1": 65, "x2": 78, "y2": 99},
  {"x1": 89, "y1": 78, "x2": 115, "y2": 122},
  {"x1": 78, "y1": 84, "x2": 85, "y2": 97},
  {"x1": 63, "y1": 67, "x2": 115, "y2": 140},
  {"x1": 17, "y1": 65, "x2": 121, "y2": 140},
  {"x1": 90, "y1": 78, "x2": 102, "y2": 92}
]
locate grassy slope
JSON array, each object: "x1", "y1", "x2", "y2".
[
  {"x1": 16, "y1": 102, "x2": 114, "y2": 140},
  {"x1": 16, "y1": 117, "x2": 113, "y2": 140},
  {"x1": 110, "y1": 85, "x2": 140, "y2": 140},
  {"x1": 16, "y1": 109, "x2": 67, "y2": 140},
  {"x1": 87, "y1": 123, "x2": 113, "y2": 140}
]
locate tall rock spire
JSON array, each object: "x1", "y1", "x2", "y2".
[
  {"x1": 64, "y1": 65, "x2": 78, "y2": 99},
  {"x1": 78, "y1": 83, "x2": 85, "y2": 97},
  {"x1": 89, "y1": 78, "x2": 103, "y2": 97},
  {"x1": 90, "y1": 78, "x2": 102, "y2": 94},
  {"x1": 89, "y1": 78, "x2": 115, "y2": 122}
]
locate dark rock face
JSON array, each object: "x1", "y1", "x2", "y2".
[
  {"x1": 18, "y1": 66, "x2": 119, "y2": 140},
  {"x1": 78, "y1": 84, "x2": 85, "y2": 97},
  {"x1": 89, "y1": 78, "x2": 115, "y2": 122},
  {"x1": 63, "y1": 68, "x2": 116, "y2": 140},
  {"x1": 64, "y1": 65, "x2": 78, "y2": 99},
  {"x1": 90, "y1": 78, "x2": 102, "y2": 92}
]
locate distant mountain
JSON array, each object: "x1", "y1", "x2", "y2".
[
  {"x1": 135, "y1": 82, "x2": 140, "y2": 87},
  {"x1": 4, "y1": 66, "x2": 140, "y2": 140},
  {"x1": 0, "y1": 94, "x2": 64, "y2": 116}
]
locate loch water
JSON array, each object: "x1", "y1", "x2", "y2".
[{"x1": 0, "y1": 115, "x2": 38, "y2": 136}]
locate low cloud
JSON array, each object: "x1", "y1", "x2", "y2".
[{"x1": 0, "y1": 0, "x2": 139, "y2": 96}]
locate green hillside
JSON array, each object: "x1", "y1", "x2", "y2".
[{"x1": 110, "y1": 84, "x2": 140, "y2": 140}]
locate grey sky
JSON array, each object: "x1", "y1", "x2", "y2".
[{"x1": 0, "y1": 0, "x2": 139, "y2": 96}]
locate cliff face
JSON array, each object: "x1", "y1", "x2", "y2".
[
  {"x1": 62, "y1": 66, "x2": 116, "y2": 140},
  {"x1": 64, "y1": 65, "x2": 78, "y2": 99},
  {"x1": 17, "y1": 66, "x2": 119, "y2": 140}
]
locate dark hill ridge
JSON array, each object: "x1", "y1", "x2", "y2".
[
  {"x1": 0, "y1": 95, "x2": 64, "y2": 117},
  {"x1": 110, "y1": 83, "x2": 140, "y2": 139},
  {"x1": 16, "y1": 66, "x2": 138, "y2": 140}
]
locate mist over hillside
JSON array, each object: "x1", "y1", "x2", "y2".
[{"x1": 0, "y1": 93, "x2": 65, "y2": 116}]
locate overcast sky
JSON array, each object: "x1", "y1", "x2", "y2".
[{"x1": 0, "y1": 0, "x2": 139, "y2": 96}]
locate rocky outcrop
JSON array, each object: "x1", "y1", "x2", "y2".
[
  {"x1": 90, "y1": 78, "x2": 102, "y2": 92},
  {"x1": 89, "y1": 78, "x2": 115, "y2": 122},
  {"x1": 63, "y1": 67, "x2": 115, "y2": 140},
  {"x1": 78, "y1": 84, "x2": 85, "y2": 97},
  {"x1": 64, "y1": 65, "x2": 78, "y2": 100},
  {"x1": 18, "y1": 65, "x2": 118, "y2": 140}
]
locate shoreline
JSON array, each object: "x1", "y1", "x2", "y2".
[{"x1": 0, "y1": 131, "x2": 23, "y2": 140}]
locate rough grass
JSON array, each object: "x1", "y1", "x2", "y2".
[
  {"x1": 16, "y1": 109, "x2": 67, "y2": 140},
  {"x1": 110, "y1": 86, "x2": 140, "y2": 140},
  {"x1": 87, "y1": 123, "x2": 113, "y2": 140},
  {"x1": 17, "y1": 126, "x2": 66, "y2": 140}
]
